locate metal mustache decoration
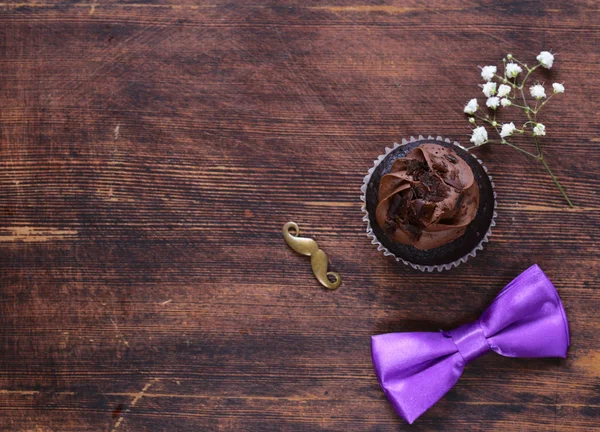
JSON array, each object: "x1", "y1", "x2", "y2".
[{"x1": 282, "y1": 222, "x2": 341, "y2": 290}]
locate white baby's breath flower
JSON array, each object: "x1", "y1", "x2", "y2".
[
  {"x1": 530, "y1": 84, "x2": 546, "y2": 99},
  {"x1": 553, "y1": 82, "x2": 565, "y2": 93},
  {"x1": 500, "y1": 122, "x2": 516, "y2": 138},
  {"x1": 481, "y1": 65, "x2": 497, "y2": 82},
  {"x1": 497, "y1": 84, "x2": 511, "y2": 98},
  {"x1": 537, "y1": 51, "x2": 554, "y2": 69},
  {"x1": 501, "y1": 98, "x2": 512, "y2": 107},
  {"x1": 469, "y1": 117, "x2": 476, "y2": 124},
  {"x1": 481, "y1": 81, "x2": 497, "y2": 97},
  {"x1": 464, "y1": 98, "x2": 478, "y2": 114},
  {"x1": 470, "y1": 126, "x2": 488, "y2": 146},
  {"x1": 486, "y1": 96, "x2": 500, "y2": 109},
  {"x1": 533, "y1": 123, "x2": 546, "y2": 136},
  {"x1": 505, "y1": 62, "x2": 522, "y2": 78}
]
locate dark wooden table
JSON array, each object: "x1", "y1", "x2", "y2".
[{"x1": 1, "y1": 1, "x2": 598, "y2": 430}]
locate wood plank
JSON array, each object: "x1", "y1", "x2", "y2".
[{"x1": 0, "y1": 0, "x2": 598, "y2": 430}]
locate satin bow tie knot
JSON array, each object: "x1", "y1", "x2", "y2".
[
  {"x1": 371, "y1": 264, "x2": 569, "y2": 424},
  {"x1": 446, "y1": 321, "x2": 491, "y2": 364}
]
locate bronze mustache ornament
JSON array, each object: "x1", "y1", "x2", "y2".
[{"x1": 282, "y1": 222, "x2": 341, "y2": 290}]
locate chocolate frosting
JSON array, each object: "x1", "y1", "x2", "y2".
[{"x1": 376, "y1": 144, "x2": 480, "y2": 250}]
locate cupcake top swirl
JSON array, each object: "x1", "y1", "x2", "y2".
[{"x1": 376, "y1": 144, "x2": 480, "y2": 250}]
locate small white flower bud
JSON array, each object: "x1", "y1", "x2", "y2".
[
  {"x1": 470, "y1": 126, "x2": 488, "y2": 146},
  {"x1": 533, "y1": 123, "x2": 546, "y2": 136},
  {"x1": 498, "y1": 84, "x2": 511, "y2": 98},
  {"x1": 506, "y1": 63, "x2": 522, "y2": 78},
  {"x1": 530, "y1": 84, "x2": 547, "y2": 99},
  {"x1": 481, "y1": 82, "x2": 497, "y2": 97},
  {"x1": 537, "y1": 51, "x2": 554, "y2": 69},
  {"x1": 464, "y1": 98, "x2": 479, "y2": 115},
  {"x1": 552, "y1": 83, "x2": 565, "y2": 93},
  {"x1": 486, "y1": 97, "x2": 500, "y2": 110},
  {"x1": 500, "y1": 122, "x2": 516, "y2": 138},
  {"x1": 481, "y1": 66, "x2": 497, "y2": 82}
]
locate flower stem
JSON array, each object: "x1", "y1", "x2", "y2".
[
  {"x1": 508, "y1": 101, "x2": 529, "y2": 110},
  {"x1": 466, "y1": 140, "x2": 500, "y2": 150},
  {"x1": 534, "y1": 93, "x2": 554, "y2": 113},
  {"x1": 518, "y1": 63, "x2": 540, "y2": 85},
  {"x1": 519, "y1": 87, "x2": 533, "y2": 121},
  {"x1": 539, "y1": 155, "x2": 574, "y2": 208},
  {"x1": 493, "y1": 73, "x2": 508, "y2": 83},
  {"x1": 502, "y1": 140, "x2": 539, "y2": 158},
  {"x1": 511, "y1": 56, "x2": 529, "y2": 70},
  {"x1": 533, "y1": 136, "x2": 574, "y2": 207}
]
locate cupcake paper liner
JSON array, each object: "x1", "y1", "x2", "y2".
[{"x1": 360, "y1": 135, "x2": 497, "y2": 272}]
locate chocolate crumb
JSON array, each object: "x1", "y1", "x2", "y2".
[
  {"x1": 406, "y1": 159, "x2": 428, "y2": 179},
  {"x1": 419, "y1": 202, "x2": 436, "y2": 221},
  {"x1": 454, "y1": 192, "x2": 464, "y2": 212},
  {"x1": 403, "y1": 221, "x2": 422, "y2": 239},
  {"x1": 420, "y1": 171, "x2": 448, "y2": 202},
  {"x1": 444, "y1": 176, "x2": 463, "y2": 190},
  {"x1": 412, "y1": 183, "x2": 427, "y2": 199},
  {"x1": 387, "y1": 194, "x2": 402, "y2": 219},
  {"x1": 444, "y1": 154, "x2": 458, "y2": 164},
  {"x1": 432, "y1": 162, "x2": 448, "y2": 173},
  {"x1": 384, "y1": 218, "x2": 397, "y2": 232}
]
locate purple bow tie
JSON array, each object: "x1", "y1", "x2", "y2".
[{"x1": 371, "y1": 264, "x2": 570, "y2": 424}]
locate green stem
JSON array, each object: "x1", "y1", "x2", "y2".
[
  {"x1": 533, "y1": 115, "x2": 542, "y2": 156},
  {"x1": 534, "y1": 93, "x2": 554, "y2": 113},
  {"x1": 510, "y1": 56, "x2": 529, "y2": 70},
  {"x1": 539, "y1": 156, "x2": 574, "y2": 208},
  {"x1": 493, "y1": 73, "x2": 512, "y2": 85},
  {"x1": 533, "y1": 136, "x2": 573, "y2": 207},
  {"x1": 466, "y1": 139, "x2": 502, "y2": 150},
  {"x1": 517, "y1": 62, "x2": 540, "y2": 122},
  {"x1": 519, "y1": 87, "x2": 533, "y2": 121},
  {"x1": 474, "y1": 112, "x2": 489, "y2": 122},
  {"x1": 502, "y1": 140, "x2": 540, "y2": 158},
  {"x1": 507, "y1": 101, "x2": 529, "y2": 110},
  {"x1": 468, "y1": 139, "x2": 538, "y2": 159},
  {"x1": 519, "y1": 63, "x2": 540, "y2": 85},
  {"x1": 474, "y1": 112, "x2": 497, "y2": 127}
]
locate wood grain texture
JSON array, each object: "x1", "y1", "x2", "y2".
[{"x1": 0, "y1": 0, "x2": 599, "y2": 430}]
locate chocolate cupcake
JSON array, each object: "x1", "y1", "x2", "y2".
[{"x1": 360, "y1": 136, "x2": 496, "y2": 271}]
